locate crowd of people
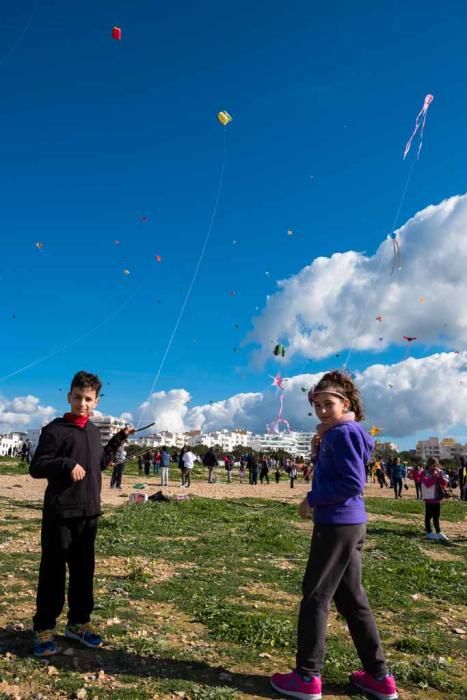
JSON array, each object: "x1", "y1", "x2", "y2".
[{"x1": 132, "y1": 445, "x2": 308, "y2": 489}]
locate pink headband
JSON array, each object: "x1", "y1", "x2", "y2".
[{"x1": 308, "y1": 388, "x2": 349, "y2": 403}]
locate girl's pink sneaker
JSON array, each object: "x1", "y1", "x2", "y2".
[
  {"x1": 350, "y1": 670, "x2": 398, "y2": 700},
  {"x1": 270, "y1": 670, "x2": 322, "y2": 700}
]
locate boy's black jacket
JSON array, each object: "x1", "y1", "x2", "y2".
[{"x1": 30, "y1": 417, "x2": 127, "y2": 518}]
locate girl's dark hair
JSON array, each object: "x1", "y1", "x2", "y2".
[
  {"x1": 70, "y1": 371, "x2": 102, "y2": 396},
  {"x1": 310, "y1": 370, "x2": 364, "y2": 422}
]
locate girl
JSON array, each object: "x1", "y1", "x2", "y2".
[
  {"x1": 271, "y1": 371, "x2": 397, "y2": 700},
  {"x1": 411, "y1": 464, "x2": 422, "y2": 500},
  {"x1": 421, "y1": 457, "x2": 449, "y2": 541}
]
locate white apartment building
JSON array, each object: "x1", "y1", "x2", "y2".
[
  {"x1": 188, "y1": 429, "x2": 252, "y2": 452},
  {"x1": 0, "y1": 432, "x2": 27, "y2": 457},
  {"x1": 416, "y1": 437, "x2": 467, "y2": 461},
  {"x1": 132, "y1": 430, "x2": 187, "y2": 450},
  {"x1": 90, "y1": 413, "x2": 128, "y2": 446},
  {"x1": 130, "y1": 428, "x2": 314, "y2": 457}
]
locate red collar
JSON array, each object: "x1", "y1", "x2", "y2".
[{"x1": 64, "y1": 412, "x2": 89, "y2": 429}]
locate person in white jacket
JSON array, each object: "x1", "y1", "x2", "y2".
[{"x1": 182, "y1": 449, "x2": 196, "y2": 488}]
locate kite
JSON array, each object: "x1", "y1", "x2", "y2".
[
  {"x1": 267, "y1": 393, "x2": 291, "y2": 435},
  {"x1": 403, "y1": 94, "x2": 434, "y2": 160},
  {"x1": 403, "y1": 336, "x2": 417, "y2": 342},
  {"x1": 273, "y1": 344, "x2": 286, "y2": 357},
  {"x1": 155, "y1": 255, "x2": 162, "y2": 263},
  {"x1": 217, "y1": 111, "x2": 232, "y2": 126},
  {"x1": 287, "y1": 230, "x2": 293, "y2": 236},
  {"x1": 369, "y1": 426, "x2": 383, "y2": 437},
  {"x1": 419, "y1": 297, "x2": 425, "y2": 304},
  {"x1": 265, "y1": 271, "x2": 270, "y2": 276},
  {"x1": 114, "y1": 240, "x2": 120, "y2": 245},
  {"x1": 228, "y1": 290, "x2": 236, "y2": 297},
  {"x1": 270, "y1": 372, "x2": 286, "y2": 390},
  {"x1": 34, "y1": 241, "x2": 43, "y2": 250},
  {"x1": 141, "y1": 216, "x2": 148, "y2": 223},
  {"x1": 123, "y1": 269, "x2": 130, "y2": 275},
  {"x1": 112, "y1": 27, "x2": 122, "y2": 41},
  {"x1": 376, "y1": 316, "x2": 382, "y2": 322},
  {"x1": 389, "y1": 232, "x2": 401, "y2": 275},
  {"x1": 301, "y1": 387, "x2": 307, "y2": 393}
]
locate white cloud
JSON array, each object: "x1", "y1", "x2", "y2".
[
  {"x1": 0, "y1": 394, "x2": 56, "y2": 432},
  {"x1": 246, "y1": 194, "x2": 467, "y2": 364},
  {"x1": 132, "y1": 352, "x2": 467, "y2": 440}
]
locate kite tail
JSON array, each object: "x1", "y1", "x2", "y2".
[{"x1": 403, "y1": 106, "x2": 425, "y2": 160}]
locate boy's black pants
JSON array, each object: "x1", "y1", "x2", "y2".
[
  {"x1": 296, "y1": 523, "x2": 387, "y2": 678},
  {"x1": 33, "y1": 515, "x2": 98, "y2": 632}
]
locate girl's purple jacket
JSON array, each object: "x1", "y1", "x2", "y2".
[{"x1": 307, "y1": 422, "x2": 374, "y2": 524}]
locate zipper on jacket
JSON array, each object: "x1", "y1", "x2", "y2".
[{"x1": 84, "y1": 428, "x2": 92, "y2": 509}]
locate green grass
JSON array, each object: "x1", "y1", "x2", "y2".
[{"x1": 0, "y1": 495, "x2": 465, "y2": 698}]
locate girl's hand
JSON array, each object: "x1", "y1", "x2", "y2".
[{"x1": 298, "y1": 497, "x2": 312, "y2": 519}]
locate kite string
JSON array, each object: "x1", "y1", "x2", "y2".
[
  {"x1": 136, "y1": 129, "x2": 228, "y2": 428},
  {"x1": 342, "y1": 157, "x2": 417, "y2": 370},
  {"x1": 0, "y1": 272, "x2": 151, "y2": 383},
  {"x1": 0, "y1": 0, "x2": 40, "y2": 69}
]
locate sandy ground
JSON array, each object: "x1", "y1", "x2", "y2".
[{"x1": 0, "y1": 472, "x2": 412, "y2": 507}]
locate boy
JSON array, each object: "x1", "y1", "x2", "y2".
[{"x1": 29, "y1": 371, "x2": 134, "y2": 657}]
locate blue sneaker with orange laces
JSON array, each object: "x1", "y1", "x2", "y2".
[
  {"x1": 33, "y1": 629, "x2": 57, "y2": 657},
  {"x1": 65, "y1": 622, "x2": 104, "y2": 648},
  {"x1": 270, "y1": 670, "x2": 322, "y2": 700}
]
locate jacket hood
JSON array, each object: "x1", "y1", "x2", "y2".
[{"x1": 330, "y1": 421, "x2": 374, "y2": 463}]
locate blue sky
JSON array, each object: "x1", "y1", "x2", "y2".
[{"x1": 1, "y1": 0, "x2": 467, "y2": 446}]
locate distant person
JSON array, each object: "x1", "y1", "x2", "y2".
[
  {"x1": 153, "y1": 450, "x2": 161, "y2": 476},
  {"x1": 411, "y1": 464, "x2": 423, "y2": 499},
  {"x1": 143, "y1": 451, "x2": 152, "y2": 477},
  {"x1": 391, "y1": 457, "x2": 406, "y2": 499},
  {"x1": 137, "y1": 454, "x2": 143, "y2": 475},
  {"x1": 274, "y1": 463, "x2": 281, "y2": 484},
  {"x1": 110, "y1": 444, "x2": 126, "y2": 489},
  {"x1": 178, "y1": 447, "x2": 186, "y2": 486},
  {"x1": 289, "y1": 464, "x2": 298, "y2": 489},
  {"x1": 160, "y1": 447, "x2": 170, "y2": 487},
  {"x1": 182, "y1": 448, "x2": 196, "y2": 488},
  {"x1": 271, "y1": 370, "x2": 397, "y2": 700},
  {"x1": 203, "y1": 447, "x2": 218, "y2": 483},
  {"x1": 421, "y1": 457, "x2": 449, "y2": 541},
  {"x1": 247, "y1": 453, "x2": 258, "y2": 486},
  {"x1": 225, "y1": 455, "x2": 234, "y2": 483},
  {"x1": 20, "y1": 441, "x2": 28, "y2": 463},
  {"x1": 239, "y1": 459, "x2": 246, "y2": 484},
  {"x1": 260, "y1": 456, "x2": 269, "y2": 485},
  {"x1": 28, "y1": 371, "x2": 134, "y2": 658}
]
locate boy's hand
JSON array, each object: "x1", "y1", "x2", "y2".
[
  {"x1": 298, "y1": 497, "x2": 312, "y2": 519},
  {"x1": 123, "y1": 426, "x2": 136, "y2": 437},
  {"x1": 71, "y1": 464, "x2": 86, "y2": 481}
]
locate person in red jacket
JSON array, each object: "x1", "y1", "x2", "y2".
[{"x1": 421, "y1": 457, "x2": 448, "y2": 541}]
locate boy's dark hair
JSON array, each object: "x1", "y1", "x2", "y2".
[
  {"x1": 69, "y1": 371, "x2": 102, "y2": 397},
  {"x1": 310, "y1": 370, "x2": 365, "y2": 421}
]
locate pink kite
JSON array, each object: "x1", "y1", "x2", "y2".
[
  {"x1": 270, "y1": 372, "x2": 286, "y2": 390},
  {"x1": 155, "y1": 255, "x2": 162, "y2": 262},
  {"x1": 403, "y1": 94, "x2": 434, "y2": 160},
  {"x1": 267, "y1": 393, "x2": 291, "y2": 434}
]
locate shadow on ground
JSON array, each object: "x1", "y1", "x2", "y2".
[{"x1": 0, "y1": 628, "x2": 354, "y2": 699}]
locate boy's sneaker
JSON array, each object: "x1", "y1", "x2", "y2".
[
  {"x1": 33, "y1": 629, "x2": 57, "y2": 657},
  {"x1": 270, "y1": 670, "x2": 322, "y2": 700},
  {"x1": 437, "y1": 532, "x2": 449, "y2": 541},
  {"x1": 65, "y1": 623, "x2": 103, "y2": 649},
  {"x1": 351, "y1": 670, "x2": 398, "y2": 700}
]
